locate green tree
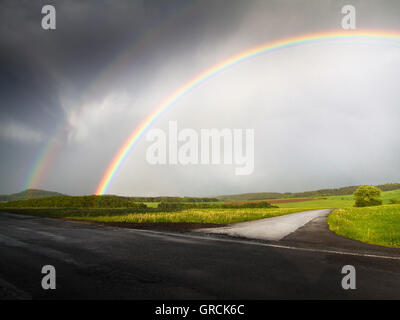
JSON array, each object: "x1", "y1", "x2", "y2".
[{"x1": 354, "y1": 185, "x2": 382, "y2": 207}]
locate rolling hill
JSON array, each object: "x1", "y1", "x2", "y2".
[
  {"x1": 0, "y1": 189, "x2": 66, "y2": 202},
  {"x1": 216, "y1": 183, "x2": 400, "y2": 201}
]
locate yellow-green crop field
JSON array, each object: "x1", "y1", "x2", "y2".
[{"x1": 69, "y1": 207, "x2": 306, "y2": 224}]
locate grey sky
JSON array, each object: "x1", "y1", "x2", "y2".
[{"x1": 0, "y1": 0, "x2": 399, "y2": 196}]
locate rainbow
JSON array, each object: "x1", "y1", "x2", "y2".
[
  {"x1": 24, "y1": 1, "x2": 198, "y2": 190},
  {"x1": 95, "y1": 30, "x2": 400, "y2": 195},
  {"x1": 24, "y1": 125, "x2": 64, "y2": 190}
]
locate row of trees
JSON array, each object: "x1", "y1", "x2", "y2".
[
  {"x1": 101, "y1": 196, "x2": 219, "y2": 203},
  {"x1": 0, "y1": 195, "x2": 147, "y2": 209},
  {"x1": 0, "y1": 196, "x2": 276, "y2": 212},
  {"x1": 0, "y1": 196, "x2": 276, "y2": 210}
]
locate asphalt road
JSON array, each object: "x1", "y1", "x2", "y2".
[
  {"x1": 196, "y1": 209, "x2": 332, "y2": 240},
  {"x1": 1, "y1": 211, "x2": 400, "y2": 300}
]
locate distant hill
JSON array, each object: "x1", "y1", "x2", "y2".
[
  {"x1": 0, "y1": 189, "x2": 66, "y2": 202},
  {"x1": 216, "y1": 183, "x2": 400, "y2": 201}
]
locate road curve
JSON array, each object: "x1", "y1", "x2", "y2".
[
  {"x1": 1, "y1": 210, "x2": 400, "y2": 299},
  {"x1": 196, "y1": 209, "x2": 332, "y2": 240}
]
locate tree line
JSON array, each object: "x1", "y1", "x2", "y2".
[{"x1": 0, "y1": 195, "x2": 275, "y2": 210}]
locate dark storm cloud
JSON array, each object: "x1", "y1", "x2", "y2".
[
  {"x1": 0, "y1": 0, "x2": 248, "y2": 122},
  {"x1": 0, "y1": 0, "x2": 399, "y2": 195},
  {"x1": 0, "y1": 46, "x2": 61, "y2": 125},
  {"x1": 0, "y1": 1, "x2": 151, "y2": 107}
]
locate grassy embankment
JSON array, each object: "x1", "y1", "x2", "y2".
[{"x1": 328, "y1": 204, "x2": 400, "y2": 248}]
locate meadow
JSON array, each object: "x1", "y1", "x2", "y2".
[{"x1": 328, "y1": 204, "x2": 400, "y2": 248}]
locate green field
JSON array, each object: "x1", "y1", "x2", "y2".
[
  {"x1": 143, "y1": 202, "x2": 159, "y2": 208},
  {"x1": 274, "y1": 189, "x2": 400, "y2": 209},
  {"x1": 275, "y1": 198, "x2": 353, "y2": 209},
  {"x1": 328, "y1": 204, "x2": 400, "y2": 248}
]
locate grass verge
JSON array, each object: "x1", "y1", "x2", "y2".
[{"x1": 328, "y1": 204, "x2": 400, "y2": 248}]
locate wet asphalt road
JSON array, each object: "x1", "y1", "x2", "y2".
[
  {"x1": 196, "y1": 209, "x2": 332, "y2": 240},
  {"x1": 1, "y1": 211, "x2": 400, "y2": 300}
]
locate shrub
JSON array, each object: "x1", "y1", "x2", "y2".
[{"x1": 354, "y1": 185, "x2": 382, "y2": 207}]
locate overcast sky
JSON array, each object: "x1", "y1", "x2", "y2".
[{"x1": 1, "y1": 0, "x2": 400, "y2": 196}]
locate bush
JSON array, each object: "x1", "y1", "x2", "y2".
[{"x1": 354, "y1": 185, "x2": 382, "y2": 207}]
